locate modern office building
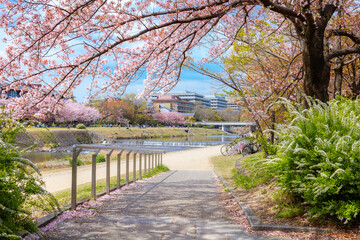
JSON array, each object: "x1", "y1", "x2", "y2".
[
  {"x1": 151, "y1": 91, "x2": 238, "y2": 111},
  {"x1": 152, "y1": 95, "x2": 195, "y2": 113},
  {"x1": 204, "y1": 95, "x2": 228, "y2": 109},
  {"x1": 227, "y1": 103, "x2": 241, "y2": 111},
  {"x1": 170, "y1": 91, "x2": 211, "y2": 108},
  {"x1": 226, "y1": 96, "x2": 242, "y2": 111}
]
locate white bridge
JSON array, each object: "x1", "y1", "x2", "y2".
[{"x1": 196, "y1": 122, "x2": 256, "y2": 132}]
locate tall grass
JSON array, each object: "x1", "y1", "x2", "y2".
[{"x1": 270, "y1": 97, "x2": 360, "y2": 224}]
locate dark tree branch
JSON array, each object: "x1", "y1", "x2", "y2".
[
  {"x1": 259, "y1": 0, "x2": 306, "y2": 22},
  {"x1": 330, "y1": 29, "x2": 360, "y2": 44},
  {"x1": 326, "y1": 47, "x2": 360, "y2": 61}
]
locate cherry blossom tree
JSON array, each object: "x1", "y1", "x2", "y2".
[
  {"x1": 153, "y1": 112, "x2": 185, "y2": 125},
  {"x1": 0, "y1": 0, "x2": 359, "y2": 105},
  {"x1": 55, "y1": 100, "x2": 100, "y2": 123},
  {"x1": 0, "y1": 97, "x2": 100, "y2": 123}
]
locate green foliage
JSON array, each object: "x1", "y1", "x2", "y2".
[
  {"x1": 271, "y1": 97, "x2": 360, "y2": 224},
  {"x1": 232, "y1": 152, "x2": 273, "y2": 190},
  {"x1": 68, "y1": 156, "x2": 83, "y2": 166},
  {"x1": 76, "y1": 124, "x2": 86, "y2": 129},
  {"x1": 143, "y1": 165, "x2": 169, "y2": 178},
  {"x1": 0, "y1": 111, "x2": 59, "y2": 238},
  {"x1": 256, "y1": 134, "x2": 277, "y2": 155},
  {"x1": 276, "y1": 204, "x2": 303, "y2": 218},
  {"x1": 96, "y1": 154, "x2": 106, "y2": 163},
  {"x1": 44, "y1": 143, "x2": 57, "y2": 148},
  {"x1": 272, "y1": 190, "x2": 303, "y2": 218}
]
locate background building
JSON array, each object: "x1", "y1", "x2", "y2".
[
  {"x1": 152, "y1": 95, "x2": 194, "y2": 113},
  {"x1": 170, "y1": 91, "x2": 211, "y2": 108},
  {"x1": 226, "y1": 96, "x2": 241, "y2": 111},
  {"x1": 204, "y1": 95, "x2": 228, "y2": 109}
]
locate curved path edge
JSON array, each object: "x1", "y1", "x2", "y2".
[{"x1": 213, "y1": 169, "x2": 358, "y2": 234}]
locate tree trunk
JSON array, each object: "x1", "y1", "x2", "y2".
[
  {"x1": 333, "y1": 62, "x2": 343, "y2": 98},
  {"x1": 302, "y1": 31, "x2": 330, "y2": 103}
]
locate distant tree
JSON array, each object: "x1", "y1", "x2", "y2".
[
  {"x1": 216, "y1": 108, "x2": 241, "y2": 122},
  {"x1": 55, "y1": 100, "x2": 100, "y2": 123},
  {"x1": 153, "y1": 112, "x2": 185, "y2": 125},
  {"x1": 121, "y1": 94, "x2": 151, "y2": 125},
  {"x1": 194, "y1": 105, "x2": 220, "y2": 122},
  {"x1": 93, "y1": 99, "x2": 127, "y2": 124}
]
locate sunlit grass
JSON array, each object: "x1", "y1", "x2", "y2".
[{"x1": 211, "y1": 154, "x2": 240, "y2": 186}]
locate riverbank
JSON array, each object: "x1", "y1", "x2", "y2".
[{"x1": 19, "y1": 127, "x2": 229, "y2": 150}]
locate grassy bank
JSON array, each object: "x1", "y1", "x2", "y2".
[{"x1": 211, "y1": 153, "x2": 312, "y2": 227}]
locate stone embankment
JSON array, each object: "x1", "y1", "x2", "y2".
[{"x1": 19, "y1": 127, "x2": 227, "y2": 150}]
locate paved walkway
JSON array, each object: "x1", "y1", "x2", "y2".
[{"x1": 44, "y1": 170, "x2": 277, "y2": 239}]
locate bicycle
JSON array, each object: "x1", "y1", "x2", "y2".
[
  {"x1": 241, "y1": 142, "x2": 260, "y2": 156},
  {"x1": 220, "y1": 138, "x2": 247, "y2": 156}
]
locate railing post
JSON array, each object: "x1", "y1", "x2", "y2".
[
  {"x1": 106, "y1": 150, "x2": 114, "y2": 194},
  {"x1": 148, "y1": 153, "x2": 151, "y2": 173},
  {"x1": 91, "y1": 150, "x2": 100, "y2": 199},
  {"x1": 117, "y1": 150, "x2": 124, "y2": 189},
  {"x1": 161, "y1": 153, "x2": 163, "y2": 165},
  {"x1": 139, "y1": 153, "x2": 142, "y2": 179},
  {"x1": 152, "y1": 153, "x2": 154, "y2": 171},
  {"x1": 126, "y1": 151, "x2": 131, "y2": 184},
  {"x1": 71, "y1": 146, "x2": 81, "y2": 210},
  {"x1": 133, "y1": 152, "x2": 137, "y2": 181},
  {"x1": 155, "y1": 153, "x2": 157, "y2": 168},
  {"x1": 144, "y1": 154, "x2": 147, "y2": 175}
]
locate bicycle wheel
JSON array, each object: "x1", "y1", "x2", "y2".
[
  {"x1": 242, "y1": 146, "x2": 251, "y2": 156},
  {"x1": 220, "y1": 144, "x2": 229, "y2": 156},
  {"x1": 252, "y1": 143, "x2": 260, "y2": 152},
  {"x1": 226, "y1": 145, "x2": 234, "y2": 155}
]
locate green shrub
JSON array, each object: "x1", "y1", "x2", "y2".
[
  {"x1": 271, "y1": 97, "x2": 360, "y2": 224},
  {"x1": 68, "y1": 156, "x2": 83, "y2": 166},
  {"x1": 76, "y1": 124, "x2": 86, "y2": 129},
  {"x1": 256, "y1": 134, "x2": 277, "y2": 156},
  {"x1": 232, "y1": 152, "x2": 272, "y2": 190},
  {"x1": 96, "y1": 154, "x2": 106, "y2": 163},
  {"x1": 0, "y1": 111, "x2": 58, "y2": 238}
]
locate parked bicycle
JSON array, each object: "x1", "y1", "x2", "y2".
[
  {"x1": 241, "y1": 142, "x2": 260, "y2": 156},
  {"x1": 220, "y1": 138, "x2": 260, "y2": 156}
]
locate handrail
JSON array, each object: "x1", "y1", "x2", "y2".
[{"x1": 71, "y1": 144, "x2": 165, "y2": 210}]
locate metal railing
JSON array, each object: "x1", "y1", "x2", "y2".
[{"x1": 71, "y1": 144, "x2": 165, "y2": 210}]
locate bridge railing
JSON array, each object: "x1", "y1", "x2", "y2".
[{"x1": 71, "y1": 144, "x2": 165, "y2": 210}]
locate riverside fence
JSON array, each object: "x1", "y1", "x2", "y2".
[{"x1": 71, "y1": 144, "x2": 165, "y2": 210}]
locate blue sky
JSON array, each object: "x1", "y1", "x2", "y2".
[{"x1": 73, "y1": 67, "x2": 226, "y2": 102}]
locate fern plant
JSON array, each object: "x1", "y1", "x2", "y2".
[
  {"x1": 0, "y1": 111, "x2": 59, "y2": 238},
  {"x1": 270, "y1": 97, "x2": 360, "y2": 224}
]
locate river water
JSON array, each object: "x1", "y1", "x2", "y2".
[{"x1": 24, "y1": 135, "x2": 238, "y2": 163}]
